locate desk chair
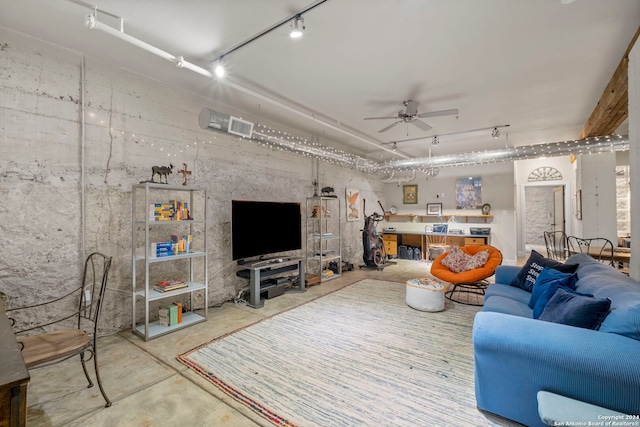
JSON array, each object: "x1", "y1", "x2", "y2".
[
  {"x1": 7, "y1": 252, "x2": 112, "y2": 407},
  {"x1": 426, "y1": 224, "x2": 451, "y2": 260}
]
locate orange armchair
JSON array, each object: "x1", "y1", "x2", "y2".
[{"x1": 430, "y1": 245, "x2": 502, "y2": 305}]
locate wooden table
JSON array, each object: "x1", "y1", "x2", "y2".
[
  {"x1": 571, "y1": 248, "x2": 631, "y2": 264},
  {"x1": 0, "y1": 303, "x2": 29, "y2": 427}
]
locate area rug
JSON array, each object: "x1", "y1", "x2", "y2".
[{"x1": 178, "y1": 279, "x2": 497, "y2": 426}]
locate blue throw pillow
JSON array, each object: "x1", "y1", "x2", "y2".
[
  {"x1": 539, "y1": 287, "x2": 611, "y2": 330},
  {"x1": 510, "y1": 250, "x2": 579, "y2": 293},
  {"x1": 529, "y1": 267, "x2": 579, "y2": 318}
]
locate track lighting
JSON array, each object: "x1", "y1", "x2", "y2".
[
  {"x1": 213, "y1": 59, "x2": 226, "y2": 78},
  {"x1": 492, "y1": 127, "x2": 500, "y2": 139},
  {"x1": 290, "y1": 15, "x2": 305, "y2": 38},
  {"x1": 392, "y1": 142, "x2": 397, "y2": 152},
  {"x1": 432, "y1": 136, "x2": 440, "y2": 145}
]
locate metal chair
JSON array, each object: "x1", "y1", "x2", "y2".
[
  {"x1": 543, "y1": 231, "x2": 569, "y2": 261},
  {"x1": 566, "y1": 236, "x2": 615, "y2": 267},
  {"x1": 6, "y1": 252, "x2": 113, "y2": 407}
]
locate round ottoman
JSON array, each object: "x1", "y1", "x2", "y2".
[{"x1": 406, "y1": 278, "x2": 446, "y2": 312}]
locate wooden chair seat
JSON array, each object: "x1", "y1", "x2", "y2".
[{"x1": 18, "y1": 329, "x2": 91, "y2": 368}]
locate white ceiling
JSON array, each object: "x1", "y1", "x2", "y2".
[{"x1": 1, "y1": 0, "x2": 639, "y2": 162}]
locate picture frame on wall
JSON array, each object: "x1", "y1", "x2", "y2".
[
  {"x1": 403, "y1": 184, "x2": 418, "y2": 204},
  {"x1": 346, "y1": 188, "x2": 361, "y2": 222},
  {"x1": 426, "y1": 203, "x2": 442, "y2": 216}
]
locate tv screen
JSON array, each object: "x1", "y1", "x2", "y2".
[{"x1": 232, "y1": 200, "x2": 302, "y2": 261}]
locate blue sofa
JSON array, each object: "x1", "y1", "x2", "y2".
[{"x1": 473, "y1": 253, "x2": 640, "y2": 427}]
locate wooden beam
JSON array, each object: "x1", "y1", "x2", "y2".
[{"x1": 580, "y1": 26, "x2": 640, "y2": 138}]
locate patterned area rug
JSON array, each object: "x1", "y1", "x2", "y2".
[{"x1": 178, "y1": 279, "x2": 500, "y2": 426}]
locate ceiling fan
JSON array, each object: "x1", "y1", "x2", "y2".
[{"x1": 364, "y1": 100, "x2": 459, "y2": 133}]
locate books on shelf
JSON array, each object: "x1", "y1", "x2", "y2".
[
  {"x1": 153, "y1": 279, "x2": 188, "y2": 293},
  {"x1": 149, "y1": 235, "x2": 193, "y2": 257},
  {"x1": 158, "y1": 303, "x2": 183, "y2": 327},
  {"x1": 148, "y1": 200, "x2": 191, "y2": 221}
]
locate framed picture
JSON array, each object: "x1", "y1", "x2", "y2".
[
  {"x1": 456, "y1": 176, "x2": 482, "y2": 209},
  {"x1": 426, "y1": 203, "x2": 442, "y2": 216},
  {"x1": 346, "y1": 188, "x2": 361, "y2": 222},
  {"x1": 403, "y1": 184, "x2": 418, "y2": 204}
]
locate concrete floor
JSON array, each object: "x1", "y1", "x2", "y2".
[{"x1": 23, "y1": 258, "x2": 517, "y2": 426}]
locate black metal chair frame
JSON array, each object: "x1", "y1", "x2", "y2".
[
  {"x1": 543, "y1": 230, "x2": 569, "y2": 261},
  {"x1": 7, "y1": 252, "x2": 112, "y2": 407},
  {"x1": 566, "y1": 236, "x2": 615, "y2": 267}
]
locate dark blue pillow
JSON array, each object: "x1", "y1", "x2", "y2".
[
  {"x1": 510, "y1": 250, "x2": 579, "y2": 293},
  {"x1": 529, "y1": 267, "x2": 579, "y2": 318},
  {"x1": 539, "y1": 287, "x2": 611, "y2": 330}
]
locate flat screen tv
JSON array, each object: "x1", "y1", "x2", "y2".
[{"x1": 231, "y1": 200, "x2": 302, "y2": 261}]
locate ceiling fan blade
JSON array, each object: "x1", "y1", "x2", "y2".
[
  {"x1": 364, "y1": 116, "x2": 399, "y2": 120},
  {"x1": 378, "y1": 121, "x2": 402, "y2": 133},
  {"x1": 417, "y1": 108, "x2": 459, "y2": 119},
  {"x1": 404, "y1": 100, "x2": 419, "y2": 116},
  {"x1": 412, "y1": 119, "x2": 432, "y2": 131}
]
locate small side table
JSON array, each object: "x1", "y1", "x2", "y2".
[{"x1": 406, "y1": 278, "x2": 446, "y2": 312}]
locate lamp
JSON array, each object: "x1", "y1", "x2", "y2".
[
  {"x1": 492, "y1": 127, "x2": 500, "y2": 138},
  {"x1": 290, "y1": 15, "x2": 305, "y2": 38}
]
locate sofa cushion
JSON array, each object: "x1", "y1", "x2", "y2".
[
  {"x1": 511, "y1": 250, "x2": 579, "y2": 292},
  {"x1": 483, "y1": 295, "x2": 533, "y2": 318},
  {"x1": 539, "y1": 287, "x2": 611, "y2": 330},
  {"x1": 485, "y1": 283, "x2": 532, "y2": 305},
  {"x1": 528, "y1": 267, "x2": 579, "y2": 318},
  {"x1": 567, "y1": 253, "x2": 640, "y2": 340}
]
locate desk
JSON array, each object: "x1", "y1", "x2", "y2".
[
  {"x1": 0, "y1": 303, "x2": 29, "y2": 427},
  {"x1": 574, "y1": 248, "x2": 631, "y2": 265},
  {"x1": 383, "y1": 231, "x2": 491, "y2": 260}
]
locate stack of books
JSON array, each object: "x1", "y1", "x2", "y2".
[{"x1": 153, "y1": 279, "x2": 188, "y2": 293}]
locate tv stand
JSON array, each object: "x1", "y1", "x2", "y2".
[{"x1": 239, "y1": 257, "x2": 305, "y2": 308}]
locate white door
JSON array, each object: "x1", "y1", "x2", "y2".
[{"x1": 553, "y1": 186, "x2": 565, "y2": 233}]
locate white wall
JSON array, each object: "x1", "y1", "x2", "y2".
[
  {"x1": 382, "y1": 164, "x2": 518, "y2": 264},
  {"x1": 0, "y1": 28, "x2": 384, "y2": 333}
]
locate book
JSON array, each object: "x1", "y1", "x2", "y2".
[
  {"x1": 158, "y1": 308, "x2": 169, "y2": 327},
  {"x1": 153, "y1": 279, "x2": 188, "y2": 292},
  {"x1": 173, "y1": 302, "x2": 183, "y2": 323},
  {"x1": 168, "y1": 304, "x2": 178, "y2": 325}
]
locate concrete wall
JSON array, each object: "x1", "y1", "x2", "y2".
[{"x1": 0, "y1": 28, "x2": 383, "y2": 334}]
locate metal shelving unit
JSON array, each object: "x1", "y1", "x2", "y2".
[
  {"x1": 131, "y1": 183, "x2": 208, "y2": 341},
  {"x1": 306, "y1": 196, "x2": 342, "y2": 283}
]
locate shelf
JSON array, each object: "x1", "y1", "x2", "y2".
[
  {"x1": 132, "y1": 311, "x2": 206, "y2": 340},
  {"x1": 132, "y1": 183, "x2": 206, "y2": 192},
  {"x1": 308, "y1": 254, "x2": 341, "y2": 262},
  {"x1": 135, "y1": 251, "x2": 206, "y2": 263},
  {"x1": 135, "y1": 219, "x2": 206, "y2": 225},
  {"x1": 135, "y1": 281, "x2": 206, "y2": 301},
  {"x1": 306, "y1": 197, "x2": 342, "y2": 283},
  {"x1": 385, "y1": 213, "x2": 493, "y2": 223},
  {"x1": 320, "y1": 273, "x2": 341, "y2": 281}
]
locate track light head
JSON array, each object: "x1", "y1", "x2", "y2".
[
  {"x1": 492, "y1": 127, "x2": 500, "y2": 139},
  {"x1": 290, "y1": 15, "x2": 305, "y2": 38},
  {"x1": 392, "y1": 142, "x2": 397, "y2": 152},
  {"x1": 85, "y1": 13, "x2": 97, "y2": 29},
  {"x1": 213, "y1": 59, "x2": 226, "y2": 78},
  {"x1": 432, "y1": 136, "x2": 440, "y2": 145}
]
